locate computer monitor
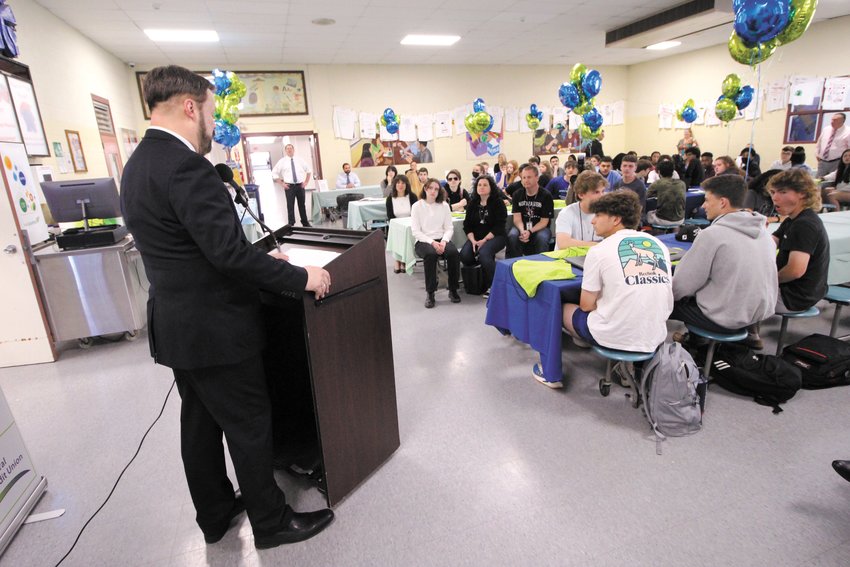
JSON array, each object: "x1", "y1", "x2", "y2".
[{"x1": 40, "y1": 178, "x2": 122, "y2": 226}]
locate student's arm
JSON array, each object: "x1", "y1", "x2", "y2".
[
  {"x1": 778, "y1": 251, "x2": 810, "y2": 283},
  {"x1": 556, "y1": 233, "x2": 598, "y2": 249},
  {"x1": 513, "y1": 211, "x2": 525, "y2": 231},
  {"x1": 579, "y1": 289, "x2": 599, "y2": 312},
  {"x1": 531, "y1": 217, "x2": 549, "y2": 232}
]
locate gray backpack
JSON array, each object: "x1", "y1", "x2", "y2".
[{"x1": 640, "y1": 342, "x2": 706, "y2": 454}]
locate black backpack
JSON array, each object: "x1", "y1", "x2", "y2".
[
  {"x1": 781, "y1": 334, "x2": 850, "y2": 390},
  {"x1": 710, "y1": 343, "x2": 802, "y2": 414}
]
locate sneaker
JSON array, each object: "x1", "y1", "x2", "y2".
[
  {"x1": 424, "y1": 293, "x2": 435, "y2": 309},
  {"x1": 532, "y1": 363, "x2": 563, "y2": 389},
  {"x1": 449, "y1": 289, "x2": 461, "y2": 303},
  {"x1": 612, "y1": 361, "x2": 634, "y2": 388},
  {"x1": 672, "y1": 330, "x2": 689, "y2": 344},
  {"x1": 482, "y1": 289, "x2": 490, "y2": 299}
]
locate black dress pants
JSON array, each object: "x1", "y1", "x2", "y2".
[
  {"x1": 285, "y1": 183, "x2": 309, "y2": 225},
  {"x1": 414, "y1": 240, "x2": 459, "y2": 294},
  {"x1": 173, "y1": 354, "x2": 291, "y2": 535}
]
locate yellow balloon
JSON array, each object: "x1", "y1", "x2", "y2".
[
  {"x1": 777, "y1": 0, "x2": 817, "y2": 45},
  {"x1": 569, "y1": 63, "x2": 587, "y2": 84},
  {"x1": 728, "y1": 32, "x2": 777, "y2": 66}
]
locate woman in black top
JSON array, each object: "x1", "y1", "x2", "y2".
[
  {"x1": 386, "y1": 175, "x2": 418, "y2": 273},
  {"x1": 444, "y1": 169, "x2": 469, "y2": 212},
  {"x1": 380, "y1": 165, "x2": 397, "y2": 198},
  {"x1": 743, "y1": 169, "x2": 781, "y2": 224},
  {"x1": 459, "y1": 175, "x2": 508, "y2": 294}
]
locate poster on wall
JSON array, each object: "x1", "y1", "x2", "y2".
[
  {"x1": 0, "y1": 142, "x2": 49, "y2": 243},
  {"x1": 465, "y1": 129, "x2": 503, "y2": 161},
  {"x1": 393, "y1": 140, "x2": 433, "y2": 165},
  {"x1": 532, "y1": 127, "x2": 581, "y2": 156},
  {"x1": 6, "y1": 77, "x2": 49, "y2": 157},
  {"x1": 120, "y1": 128, "x2": 139, "y2": 159},
  {"x1": 0, "y1": 76, "x2": 21, "y2": 144},
  {"x1": 350, "y1": 136, "x2": 394, "y2": 167}
]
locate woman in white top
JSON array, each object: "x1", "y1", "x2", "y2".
[
  {"x1": 411, "y1": 178, "x2": 460, "y2": 308},
  {"x1": 823, "y1": 148, "x2": 850, "y2": 208},
  {"x1": 386, "y1": 175, "x2": 418, "y2": 273},
  {"x1": 555, "y1": 171, "x2": 607, "y2": 250}
]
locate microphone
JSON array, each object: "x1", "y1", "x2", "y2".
[{"x1": 215, "y1": 163, "x2": 281, "y2": 251}]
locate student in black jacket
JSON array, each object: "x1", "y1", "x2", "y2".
[{"x1": 460, "y1": 175, "x2": 508, "y2": 294}]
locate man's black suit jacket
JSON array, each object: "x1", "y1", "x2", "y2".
[{"x1": 120, "y1": 129, "x2": 308, "y2": 369}]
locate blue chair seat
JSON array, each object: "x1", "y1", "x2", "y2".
[
  {"x1": 776, "y1": 306, "x2": 820, "y2": 354},
  {"x1": 651, "y1": 224, "x2": 676, "y2": 232},
  {"x1": 686, "y1": 325, "x2": 747, "y2": 376},
  {"x1": 825, "y1": 286, "x2": 850, "y2": 337},
  {"x1": 591, "y1": 346, "x2": 655, "y2": 363},
  {"x1": 687, "y1": 218, "x2": 710, "y2": 227},
  {"x1": 821, "y1": 203, "x2": 837, "y2": 212}
]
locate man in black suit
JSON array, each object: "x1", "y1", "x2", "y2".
[{"x1": 120, "y1": 65, "x2": 334, "y2": 549}]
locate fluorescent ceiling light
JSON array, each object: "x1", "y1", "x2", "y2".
[
  {"x1": 645, "y1": 40, "x2": 681, "y2": 50},
  {"x1": 400, "y1": 34, "x2": 460, "y2": 47},
  {"x1": 144, "y1": 29, "x2": 219, "y2": 42}
]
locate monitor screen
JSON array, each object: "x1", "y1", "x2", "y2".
[{"x1": 40, "y1": 178, "x2": 122, "y2": 223}]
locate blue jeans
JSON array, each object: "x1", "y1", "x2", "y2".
[{"x1": 506, "y1": 226, "x2": 552, "y2": 258}]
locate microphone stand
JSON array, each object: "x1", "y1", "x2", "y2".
[{"x1": 234, "y1": 190, "x2": 281, "y2": 252}]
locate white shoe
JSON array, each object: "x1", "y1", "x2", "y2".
[
  {"x1": 612, "y1": 361, "x2": 634, "y2": 388},
  {"x1": 532, "y1": 363, "x2": 563, "y2": 389}
]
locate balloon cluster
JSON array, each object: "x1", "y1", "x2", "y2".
[
  {"x1": 715, "y1": 74, "x2": 754, "y2": 123},
  {"x1": 677, "y1": 99, "x2": 698, "y2": 124},
  {"x1": 728, "y1": 0, "x2": 817, "y2": 65},
  {"x1": 525, "y1": 103, "x2": 543, "y2": 130},
  {"x1": 212, "y1": 69, "x2": 246, "y2": 148},
  {"x1": 558, "y1": 63, "x2": 604, "y2": 140},
  {"x1": 381, "y1": 108, "x2": 399, "y2": 135},
  {"x1": 464, "y1": 98, "x2": 494, "y2": 135}
]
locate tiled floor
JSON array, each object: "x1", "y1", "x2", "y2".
[{"x1": 2, "y1": 248, "x2": 849, "y2": 566}]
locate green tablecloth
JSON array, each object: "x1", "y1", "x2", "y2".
[
  {"x1": 346, "y1": 198, "x2": 388, "y2": 229},
  {"x1": 310, "y1": 185, "x2": 383, "y2": 224},
  {"x1": 386, "y1": 217, "x2": 466, "y2": 274}
]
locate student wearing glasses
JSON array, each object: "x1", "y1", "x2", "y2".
[
  {"x1": 460, "y1": 175, "x2": 508, "y2": 296},
  {"x1": 444, "y1": 169, "x2": 470, "y2": 212}
]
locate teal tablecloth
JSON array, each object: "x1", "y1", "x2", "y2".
[
  {"x1": 311, "y1": 185, "x2": 383, "y2": 224},
  {"x1": 386, "y1": 217, "x2": 466, "y2": 274},
  {"x1": 346, "y1": 198, "x2": 388, "y2": 229}
]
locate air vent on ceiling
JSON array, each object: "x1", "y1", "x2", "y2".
[{"x1": 606, "y1": 0, "x2": 734, "y2": 48}]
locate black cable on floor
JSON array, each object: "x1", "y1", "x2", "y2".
[{"x1": 54, "y1": 379, "x2": 176, "y2": 566}]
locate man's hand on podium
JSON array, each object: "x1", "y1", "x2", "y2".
[
  {"x1": 268, "y1": 250, "x2": 290, "y2": 262},
  {"x1": 305, "y1": 266, "x2": 332, "y2": 299}
]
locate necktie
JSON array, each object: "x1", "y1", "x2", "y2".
[
  {"x1": 346, "y1": 173, "x2": 351, "y2": 184},
  {"x1": 291, "y1": 158, "x2": 298, "y2": 183},
  {"x1": 823, "y1": 129, "x2": 836, "y2": 160}
]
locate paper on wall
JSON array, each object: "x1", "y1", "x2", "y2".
[
  {"x1": 332, "y1": 106, "x2": 356, "y2": 140},
  {"x1": 490, "y1": 106, "x2": 504, "y2": 133},
  {"x1": 612, "y1": 101, "x2": 625, "y2": 125},
  {"x1": 398, "y1": 115, "x2": 417, "y2": 141},
  {"x1": 415, "y1": 114, "x2": 434, "y2": 141},
  {"x1": 788, "y1": 76, "x2": 823, "y2": 106},
  {"x1": 434, "y1": 112, "x2": 452, "y2": 138},
  {"x1": 704, "y1": 102, "x2": 721, "y2": 127},
  {"x1": 359, "y1": 112, "x2": 377, "y2": 138},
  {"x1": 453, "y1": 105, "x2": 469, "y2": 136},
  {"x1": 379, "y1": 123, "x2": 398, "y2": 141},
  {"x1": 552, "y1": 106, "x2": 569, "y2": 128},
  {"x1": 693, "y1": 103, "x2": 707, "y2": 125},
  {"x1": 658, "y1": 104, "x2": 674, "y2": 129},
  {"x1": 537, "y1": 106, "x2": 551, "y2": 131},
  {"x1": 503, "y1": 107, "x2": 519, "y2": 132},
  {"x1": 766, "y1": 80, "x2": 788, "y2": 112},
  {"x1": 743, "y1": 89, "x2": 764, "y2": 121},
  {"x1": 600, "y1": 104, "x2": 614, "y2": 128},
  {"x1": 823, "y1": 76, "x2": 850, "y2": 110}
]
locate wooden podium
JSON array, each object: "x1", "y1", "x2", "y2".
[{"x1": 255, "y1": 226, "x2": 399, "y2": 507}]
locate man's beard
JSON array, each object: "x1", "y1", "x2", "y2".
[{"x1": 197, "y1": 113, "x2": 212, "y2": 155}]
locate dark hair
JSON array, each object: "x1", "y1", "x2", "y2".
[
  {"x1": 342, "y1": 162, "x2": 350, "y2": 168},
  {"x1": 790, "y1": 146, "x2": 806, "y2": 166},
  {"x1": 567, "y1": 154, "x2": 577, "y2": 161},
  {"x1": 658, "y1": 159, "x2": 675, "y2": 178},
  {"x1": 590, "y1": 190, "x2": 641, "y2": 229},
  {"x1": 701, "y1": 151, "x2": 713, "y2": 159},
  {"x1": 423, "y1": 178, "x2": 447, "y2": 203},
  {"x1": 549, "y1": 155, "x2": 559, "y2": 162},
  {"x1": 385, "y1": 165, "x2": 398, "y2": 177},
  {"x1": 612, "y1": 153, "x2": 626, "y2": 171},
  {"x1": 834, "y1": 112, "x2": 847, "y2": 123},
  {"x1": 834, "y1": 149, "x2": 850, "y2": 185},
  {"x1": 573, "y1": 170, "x2": 607, "y2": 198},
  {"x1": 650, "y1": 151, "x2": 661, "y2": 158},
  {"x1": 684, "y1": 147, "x2": 700, "y2": 157},
  {"x1": 392, "y1": 174, "x2": 411, "y2": 198},
  {"x1": 473, "y1": 175, "x2": 498, "y2": 199},
  {"x1": 781, "y1": 145, "x2": 794, "y2": 152},
  {"x1": 446, "y1": 168, "x2": 462, "y2": 182},
  {"x1": 521, "y1": 163, "x2": 539, "y2": 176},
  {"x1": 527, "y1": 156, "x2": 541, "y2": 164},
  {"x1": 417, "y1": 167, "x2": 428, "y2": 174},
  {"x1": 360, "y1": 144, "x2": 372, "y2": 160},
  {"x1": 621, "y1": 154, "x2": 637, "y2": 164},
  {"x1": 600, "y1": 155, "x2": 613, "y2": 164},
  {"x1": 636, "y1": 159, "x2": 653, "y2": 174},
  {"x1": 748, "y1": 169, "x2": 783, "y2": 198},
  {"x1": 143, "y1": 65, "x2": 214, "y2": 111},
  {"x1": 767, "y1": 168, "x2": 821, "y2": 210},
  {"x1": 701, "y1": 174, "x2": 746, "y2": 208},
  {"x1": 714, "y1": 155, "x2": 744, "y2": 177}
]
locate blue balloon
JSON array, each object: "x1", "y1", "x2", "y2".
[
  {"x1": 682, "y1": 106, "x2": 698, "y2": 123},
  {"x1": 473, "y1": 98, "x2": 486, "y2": 113},
  {"x1": 582, "y1": 69, "x2": 602, "y2": 99},
  {"x1": 383, "y1": 108, "x2": 396, "y2": 123},
  {"x1": 583, "y1": 108, "x2": 603, "y2": 131},
  {"x1": 212, "y1": 68, "x2": 231, "y2": 96},
  {"x1": 529, "y1": 104, "x2": 538, "y2": 115},
  {"x1": 735, "y1": 85, "x2": 755, "y2": 110},
  {"x1": 536, "y1": 111, "x2": 543, "y2": 120},
  {"x1": 482, "y1": 115, "x2": 494, "y2": 133},
  {"x1": 386, "y1": 120, "x2": 399, "y2": 135},
  {"x1": 733, "y1": 0, "x2": 790, "y2": 45},
  {"x1": 558, "y1": 82, "x2": 580, "y2": 108}
]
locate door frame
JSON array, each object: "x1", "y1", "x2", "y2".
[{"x1": 241, "y1": 131, "x2": 323, "y2": 186}]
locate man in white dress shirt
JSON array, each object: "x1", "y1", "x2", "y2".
[
  {"x1": 272, "y1": 144, "x2": 312, "y2": 227},
  {"x1": 335, "y1": 163, "x2": 361, "y2": 189},
  {"x1": 816, "y1": 113, "x2": 849, "y2": 178}
]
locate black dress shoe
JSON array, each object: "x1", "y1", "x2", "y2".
[
  {"x1": 833, "y1": 460, "x2": 850, "y2": 483},
  {"x1": 254, "y1": 508, "x2": 335, "y2": 549},
  {"x1": 449, "y1": 289, "x2": 461, "y2": 303},
  {"x1": 203, "y1": 495, "x2": 246, "y2": 543},
  {"x1": 425, "y1": 293, "x2": 435, "y2": 308},
  {"x1": 302, "y1": 222, "x2": 312, "y2": 228}
]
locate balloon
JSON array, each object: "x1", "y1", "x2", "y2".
[
  {"x1": 579, "y1": 123, "x2": 598, "y2": 141},
  {"x1": 569, "y1": 63, "x2": 587, "y2": 84},
  {"x1": 213, "y1": 70, "x2": 231, "y2": 96},
  {"x1": 214, "y1": 119, "x2": 240, "y2": 148},
  {"x1": 464, "y1": 114, "x2": 478, "y2": 135},
  {"x1": 383, "y1": 108, "x2": 395, "y2": 123},
  {"x1": 728, "y1": 32, "x2": 777, "y2": 65},
  {"x1": 228, "y1": 75, "x2": 246, "y2": 99},
  {"x1": 715, "y1": 97, "x2": 738, "y2": 122},
  {"x1": 682, "y1": 106, "x2": 698, "y2": 123},
  {"x1": 735, "y1": 85, "x2": 755, "y2": 110},
  {"x1": 676, "y1": 108, "x2": 685, "y2": 122},
  {"x1": 536, "y1": 110, "x2": 543, "y2": 120},
  {"x1": 582, "y1": 69, "x2": 602, "y2": 99},
  {"x1": 776, "y1": 0, "x2": 817, "y2": 45},
  {"x1": 380, "y1": 115, "x2": 387, "y2": 127},
  {"x1": 386, "y1": 120, "x2": 399, "y2": 135},
  {"x1": 573, "y1": 96, "x2": 594, "y2": 116},
  {"x1": 684, "y1": 99, "x2": 695, "y2": 108},
  {"x1": 733, "y1": 0, "x2": 790, "y2": 45},
  {"x1": 224, "y1": 92, "x2": 241, "y2": 108},
  {"x1": 722, "y1": 74, "x2": 742, "y2": 98},
  {"x1": 529, "y1": 104, "x2": 538, "y2": 115},
  {"x1": 526, "y1": 114, "x2": 540, "y2": 130},
  {"x1": 558, "y1": 82, "x2": 580, "y2": 109},
  {"x1": 483, "y1": 115, "x2": 494, "y2": 133},
  {"x1": 473, "y1": 98, "x2": 486, "y2": 113},
  {"x1": 473, "y1": 111, "x2": 491, "y2": 132},
  {"x1": 583, "y1": 108, "x2": 603, "y2": 131}
]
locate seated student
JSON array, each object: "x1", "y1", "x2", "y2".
[
  {"x1": 335, "y1": 162, "x2": 361, "y2": 188},
  {"x1": 769, "y1": 146, "x2": 795, "y2": 171},
  {"x1": 588, "y1": 155, "x2": 601, "y2": 172},
  {"x1": 747, "y1": 169, "x2": 830, "y2": 348},
  {"x1": 743, "y1": 169, "x2": 782, "y2": 224},
  {"x1": 647, "y1": 154, "x2": 680, "y2": 184},
  {"x1": 612, "y1": 155, "x2": 647, "y2": 218},
  {"x1": 411, "y1": 178, "x2": 461, "y2": 308},
  {"x1": 538, "y1": 161, "x2": 554, "y2": 188},
  {"x1": 386, "y1": 175, "x2": 418, "y2": 274},
  {"x1": 545, "y1": 161, "x2": 578, "y2": 199},
  {"x1": 555, "y1": 171, "x2": 606, "y2": 250},
  {"x1": 495, "y1": 160, "x2": 517, "y2": 190},
  {"x1": 598, "y1": 156, "x2": 622, "y2": 189},
  {"x1": 670, "y1": 174, "x2": 778, "y2": 342},
  {"x1": 636, "y1": 159, "x2": 653, "y2": 185},
  {"x1": 550, "y1": 155, "x2": 565, "y2": 177},
  {"x1": 790, "y1": 146, "x2": 814, "y2": 175},
  {"x1": 506, "y1": 164, "x2": 554, "y2": 258},
  {"x1": 681, "y1": 147, "x2": 704, "y2": 188},
  {"x1": 701, "y1": 152, "x2": 715, "y2": 179},
  {"x1": 380, "y1": 165, "x2": 397, "y2": 198},
  {"x1": 646, "y1": 159, "x2": 686, "y2": 227},
  {"x1": 460, "y1": 175, "x2": 508, "y2": 295},
  {"x1": 713, "y1": 155, "x2": 745, "y2": 177},
  {"x1": 444, "y1": 169, "x2": 469, "y2": 212},
  {"x1": 535, "y1": 191, "x2": 673, "y2": 388},
  {"x1": 822, "y1": 148, "x2": 850, "y2": 208}
]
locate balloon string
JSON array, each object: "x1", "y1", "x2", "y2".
[{"x1": 745, "y1": 60, "x2": 763, "y2": 179}]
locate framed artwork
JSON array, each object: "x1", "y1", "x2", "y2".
[
  {"x1": 64, "y1": 130, "x2": 87, "y2": 173},
  {"x1": 6, "y1": 75, "x2": 49, "y2": 156},
  {"x1": 0, "y1": 75, "x2": 21, "y2": 143}
]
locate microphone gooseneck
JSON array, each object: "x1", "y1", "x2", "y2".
[{"x1": 215, "y1": 163, "x2": 281, "y2": 251}]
